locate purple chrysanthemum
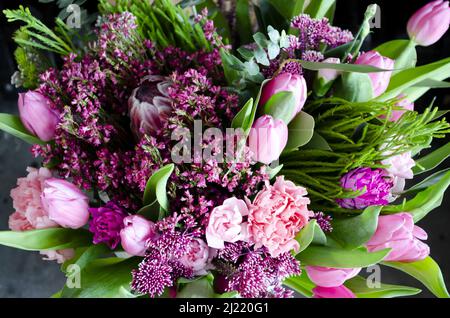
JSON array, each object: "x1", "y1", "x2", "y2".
[
  {"x1": 88, "y1": 202, "x2": 127, "y2": 249},
  {"x1": 337, "y1": 167, "x2": 394, "y2": 210}
]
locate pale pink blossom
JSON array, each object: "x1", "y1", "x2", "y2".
[
  {"x1": 313, "y1": 285, "x2": 357, "y2": 298},
  {"x1": 381, "y1": 152, "x2": 415, "y2": 180},
  {"x1": 180, "y1": 238, "x2": 210, "y2": 275},
  {"x1": 247, "y1": 176, "x2": 313, "y2": 257},
  {"x1": 306, "y1": 266, "x2": 361, "y2": 288},
  {"x1": 120, "y1": 215, "x2": 157, "y2": 256}
]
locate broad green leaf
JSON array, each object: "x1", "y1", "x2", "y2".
[
  {"x1": 262, "y1": 91, "x2": 297, "y2": 124},
  {"x1": 334, "y1": 72, "x2": 374, "y2": 102},
  {"x1": 143, "y1": 164, "x2": 175, "y2": 212},
  {"x1": 231, "y1": 98, "x2": 255, "y2": 134},
  {"x1": 302, "y1": 132, "x2": 332, "y2": 150},
  {"x1": 345, "y1": 275, "x2": 421, "y2": 298},
  {"x1": 137, "y1": 200, "x2": 161, "y2": 222},
  {"x1": 413, "y1": 142, "x2": 450, "y2": 175},
  {"x1": 404, "y1": 168, "x2": 450, "y2": 195},
  {"x1": 375, "y1": 39, "x2": 417, "y2": 74},
  {"x1": 0, "y1": 113, "x2": 45, "y2": 145},
  {"x1": 296, "y1": 245, "x2": 390, "y2": 268},
  {"x1": 330, "y1": 206, "x2": 381, "y2": 250},
  {"x1": 413, "y1": 79, "x2": 450, "y2": 88},
  {"x1": 61, "y1": 244, "x2": 111, "y2": 275},
  {"x1": 177, "y1": 275, "x2": 216, "y2": 298},
  {"x1": 235, "y1": 0, "x2": 253, "y2": 44},
  {"x1": 0, "y1": 228, "x2": 91, "y2": 251},
  {"x1": 285, "y1": 111, "x2": 315, "y2": 150},
  {"x1": 283, "y1": 273, "x2": 315, "y2": 298},
  {"x1": 376, "y1": 57, "x2": 450, "y2": 102},
  {"x1": 383, "y1": 170, "x2": 450, "y2": 222},
  {"x1": 383, "y1": 257, "x2": 450, "y2": 298},
  {"x1": 298, "y1": 60, "x2": 391, "y2": 73},
  {"x1": 266, "y1": 164, "x2": 283, "y2": 179},
  {"x1": 253, "y1": 0, "x2": 289, "y2": 33},
  {"x1": 61, "y1": 257, "x2": 139, "y2": 298},
  {"x1": 304, "y1": 0, "x2": 336, "y2": 20},
  {"x1": 268, "y1": 0, "x2": 305, "y2": 20},
  {"x1": 295, "y1": 220, "x2": 327, "y2": 253}
]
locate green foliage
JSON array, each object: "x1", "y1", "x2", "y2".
[
  {"x1": 261, "y1": 91, "x2": 297, "y2": 124},
  {"x1": 375, "y1": 39, "x2": 417, "y2": 74},
  {"x1": 294, "y1": 220, "x2": 327, "y2": 254},
  {"x1": 281, "y1": 98, "x2": 450, "y2": 211},
  {"x1": 285, "y1": 111, "x2": 315, "y2": 150},
  {"x1": 142, "y1": 164, "x2": 175, "y2": 220},
  {"x1": 283, "y1": 273, "x2": 315, "y2": 298},
  {"x1": 345, "y1": 276, "x2": 421, "y2": 298},
  {"x1": 383, "y1": 257, "x2": 450, "y2": 298},
  {"x1": 99, "y1": 0, "x2": 214, "y2": 53},
  {"x1": 413, "y1": 142, "x2": 450, "y2": 175},
  {"x1": 0, "y1": 113, "x2": 45, "y2": 145}
]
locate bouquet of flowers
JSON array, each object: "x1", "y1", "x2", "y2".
[{"x1": 1, "y1": 0, "x2": 449, "y2": 298}]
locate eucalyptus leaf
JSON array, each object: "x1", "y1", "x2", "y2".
[
  {"x1": 413, "y1": 142, "x2": 450, "y2": 175},
  {"x1": 302, "y1": 132, "x2": 332, "y2": 150},
  {"x1": 330, "y1": 206, "x2": 381, "y2": 250},
  {"x1": 0, "y1": 228, "x2": 91, "y2": 251},
  {"x1": 0, "y1": 113, "x2": 45, "y2": 145},
  {"x1": 262, "y1": 91, "x2": 297, "y2": 124},
  {"x1": 296, "y1": 245, "x2": 390, "y2": 268},
  {"x1": 334, "y1": 72, "x2": 373, "y2": 102},
  {"x1": 285, "y1": 111, "x2": 315, "y2": 150},
  {"x1": 266, "y1": 164, "x2": 284, "y2": 179},
  {"x1": 142, "y1": 164, "x2": 175, "y2": 212},
  {"x1": 383, "y1": 257, "x2": 450, "y2": 298},
  {"x1": 383, "y1": 170, "x2": 450, "y2": 222},
  {"x1": 345, "y1": 275, "x2": 421, "y2": 298}
]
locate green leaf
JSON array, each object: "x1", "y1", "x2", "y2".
[
  {"x1": 61, "y1": 257, "x2": 140, "y2": 298},
  {"x1": 345, "y1": 275, "x2": 421, "y2": 298},
  {"x1": 304, "y1": 0, "x2": 336, "y2": 20},
  {"x1": 235, "y1": 0, "x2": 253, "y2": 44},
  {"x1": 283, "y1": 274, "x2": 315, "y2": 298},
  {"x1": 0, "y1": 113, "x2": 45, "y2": 145},
  {"x1": 298, "y1": 60, "x2": 391, "y2": 73},
  {"x1": 177, "y1": 275, "x2": 216, "y2": 298},
  {"x1": 383, "y1": 170, "x2": 450, "y2": 222},
  {"x1": 268, "y1": 0, "x2": 305, "y2": 20},
  {"x1": 375, "y1": 39, "x2": 417, "y2": 74},
  {"x1": 295, "y1": 220, "x2": 327, "y2": 253},
  {"x1": 296, "y1": 245, "x2": 390, "y2": 268},
  {"x1": 231, "y1": 98, "x2": 255, "y2": 135},
  {"x1": 383, "y1": 257, "x2": 450, "y2": 298},
  {"x1": 376, "y1": 57, "x2": 450, "y2": 102},
  {"x1": 302, "y1": 132, "x2": 332, "y2": 150},
  {"x1": 61, "y1": 244, "x2": 110, "y2": 275},
  {"x1": 262, "y1": 91, "x2": 297, "y2": 124},
  {"x1": 143, "y1": 164, "x2": 175, "y2": 212},
  {"x1": 413, "y1": 142, "x2": 450, "y2": 175},
  {"x1": 285, "y1": 111, "x2": 315, "y2": 150},
  {"x1": 413, "y1": 78, "x2": 450, "y2": 88},
  {"x1": 405, "y1": 168, "x2": 450, "y2": 195},
  {"x1": 330, "y1": 206, "x2": 381, "y2": 250},
  {"x1": 0, "y1": 228, "x2": 91, "y2": 251},
  {"x1": 334, "y1": 72, "x2": 374, "y2": 102},
  {"x1": 137, "y1": 200, "x2": 162, "y2": 222},
  {"x1": 266, "y1": 164, "x2": 284, "y2": 179}
]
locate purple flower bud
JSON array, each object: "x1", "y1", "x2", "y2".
[
  {"x1": 248, "y1": 115, "x2": 288, "y2": 165},
  {"x1": 354, "y1": 51, "x2": 394, "y2": 98},
  {"x1": 128, "y1": 75, "x2": 172, "y2": 137},
  {"x1": 89, "y1": 202, "x2": 127, "y2": 249},
  {"x1": 407, "y1": 0, "x2": 450, "y2": 47},
  {"x1": 18, "y1": 91, "x2": 60, "y2": 142},
  {"x1": 259, "y1": 73, "x2": 307, "y2": 122},
  {"x1": 337, "y1": 167, "x2": 393, "y2": 210},
  {"x1": 41, "y1": 179, "x2": 89, "y2": 229}
]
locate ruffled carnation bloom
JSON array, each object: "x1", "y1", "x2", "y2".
[
  {"x1": 206, "y1": 197, "x2": 249, "y2": 249},
  {"x1": 306, "y1": 266, "x2": 361, "y2": 288},
  {"x1": 337, "y1": 168, "x2": 393, "y2": 210},
  {"x1": 89, "y1": 202, "x2": 127, "y2": 249},
  {"x1": 179, "y1": 238, "x2": 210, "y2": 275},
  {"x1": 313, "y1": 285, "x2": 356, "y2": 298},
  {"x1": 367, "y1": 213, "x2": 430, "y2": 262},
  {"x1": 9, "y1": 167, "x2": 73, "y2": 264},
  {"x1": 247, "y1": 176, "x2": 313, "y2": 257}
]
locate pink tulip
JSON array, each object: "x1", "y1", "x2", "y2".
[
  {"x1": 407, "y1": 0, "x2": 450, "y2": 46},
  {"x1": 18, "y1": 91, "x2": 60, "y2": 142},
  {"x1": 313, "y1": 285, "x2": 357, "y2": 298},
  {"x1": 367, "y1": 213, "x2": 430, "y2": 262},
  {"x1": 355, "y1": 51, "x2": 394, "y2": 98},
  {"x1": 259, "y1": 73, "x2": 307, "y2": 122},
  {"x1": 41, "y1": 179, "x2": 90, "y2": 229},
  {"x1": 128, "y1": 75, "x2": 172, "y2": 138},
  {"x1": 248, "y1": 115, "x2": 288, "y2": 165},
  {"x1": 120, "y1": 215, "x2": 157, "y2": 256},
  {"x1": 306, "y1": 266, "x2": 361, "y2": 288},
  {"x1": 318, "y1": 58, "x2": 341, "y2": 82},
  {"x1": 388, "y1": 95, "x2": 415, "y2": 122}
]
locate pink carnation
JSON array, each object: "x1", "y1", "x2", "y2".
[
  {"x1": 180, "y1": 238, "x2": 210, "y2": 275},
  {"x1": 247, "y1": 176, "x2": 313, "y2": 257},
  {"x1": 9, "y1": 167, "x2": 57, "y2": 231}
]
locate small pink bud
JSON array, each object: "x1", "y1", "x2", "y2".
[
  {"x1": 318, "y1": 58, "x2": 341, "y2": 82},
  {"x1": 120, "y1": 215, "x2": 156, "y2": 256},
  {"x1": 18, "y1": 91, "x2": 60, "y2": 142},
  {"x1": 355, "y1": 51, "x2": 394, "y2": 98}
]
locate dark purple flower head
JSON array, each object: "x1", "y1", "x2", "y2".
[
  {"x1": 337, "y1": 167, "x2": 394, "y2": 210},
  {"x1": 311, "y1": 212, "x2": 333, "y2": 233},
  {"x1": 89, "y1": 202, "x2": 127, "y2": 249}
]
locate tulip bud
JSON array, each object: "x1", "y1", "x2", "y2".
[
  {"x1": 248, "y1": 115, "x2": 288, "y2": 165},
  {"x1": 313, "y1": 285, "x2": 357, "y2": 298},
  {"x1": 18, "y1": 91, "x2": 60, "y2": 142},
  {"x1": 41, "y1": 179, "x2": 89, "y2": 229},
  {"x1": 306, "y1": 266, "x2": 361, "y2": 288},
  {"x1": 318, "y1": 58, "x2": 341, "y2": 82},
  {"x1": 120, "y1": 215, "x2": 156, "y2": 256},
  {"x1": 407, "y1": 0, "x2": 450, "y2": 47},
  {"x1": 354, "y1": 51, "x2": 394, "y2": 98},
  {"x1": 128, "y1": 75, "x2": 172, "y2": 138},
  {"x1": 259, "y1": 73, "x2": 307, "y2": 122}
]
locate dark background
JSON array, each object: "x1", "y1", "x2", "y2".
[{"x1": 0, "y1": 0, "x2": 448, "y2": 298}]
